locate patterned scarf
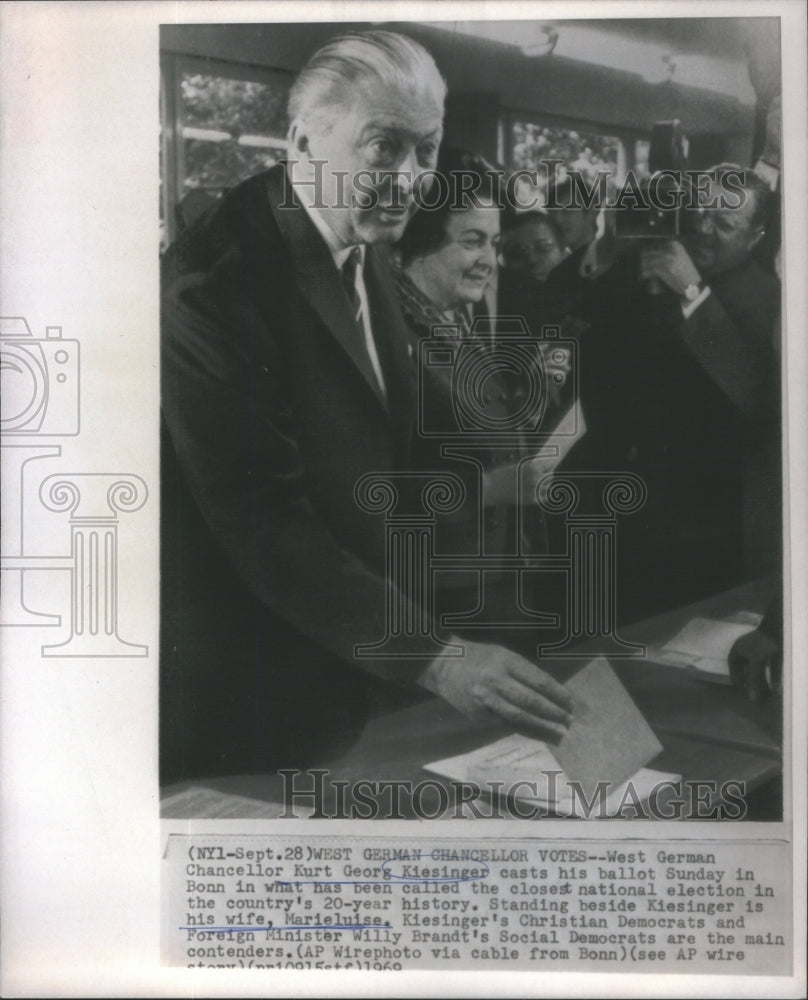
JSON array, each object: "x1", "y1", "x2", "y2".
[{"x1": 392, "y1": 264, "x2": 473, "y2": 341}]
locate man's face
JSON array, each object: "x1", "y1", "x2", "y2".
[
  {"x1": 500, "y1": 218, "x2": 565, "y2": 282},
  {"x1": 548, "y1": 206, "x2": 598, "y2": 252},
  {"x1": 297, "y1": 82, "x2": 443, "y2": 245},
  {"x1": 683, "y1": 180, "x2": 763, "y2": 276},
  {"x1": 413, "y1": 202, "x2": 500, "y2": 311}
]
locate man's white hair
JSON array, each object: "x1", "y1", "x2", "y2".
[{"x1": 288, "y1": 29, "x2": 446, "y2": 133}]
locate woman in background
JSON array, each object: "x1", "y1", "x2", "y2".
[
  {"x1": 394, "y1": 152, "x2": 501, "y2": 341},
  {"x1": 500, "y1": 210, "x2": 567, "y2": 283},
  {"x1": 392, "y1": 154, "x2": 563, "y2": 649},
  {"x1": 497, "y1": 209, "x2": 568, "y2": 337}
]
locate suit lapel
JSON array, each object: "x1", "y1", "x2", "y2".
[{"x1": 266, "y1": 166, "x2": 390, "y2": 412}]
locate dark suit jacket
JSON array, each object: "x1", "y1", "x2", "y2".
[
  {"x1": 160, "y1": 165, "x2": 430, "y2": 781},
  {"x1": 543, "y1": 244, "x2": 591, "y2": 322},
  {"x1": 393, "y1": 289, "x2": 570, "y2": 643},
  {"x1": 561, "y1": 253, "x2": 780, "y2": 620}
]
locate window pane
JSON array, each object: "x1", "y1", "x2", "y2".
[
  {"x1": 179, "y1": 72, "x2": 290, "y2": 198},
  {"x1": 634, "y1": 138, "x2": 651, "y2": 180},
  {"x1": 509, "y1": 119, "x2": 623, "y2": 206}
]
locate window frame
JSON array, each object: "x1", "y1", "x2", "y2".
[
  {"x1": 503, "y1": 105, "x2": 650, "y2": 189},
  {"x1": 160, "y1": 51, "x2": 294, "y2": 245}
]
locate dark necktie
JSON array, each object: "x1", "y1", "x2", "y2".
[
  {"x1": 341, "y1": 246, "x2": 363, "y2": 328},
  {"x1": 341, "y1": 245, "x2": 391, "y2": 401}
]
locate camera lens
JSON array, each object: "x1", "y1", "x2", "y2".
[{"x1": 0, "y1": 345, "x2": 47, "y2": 431}]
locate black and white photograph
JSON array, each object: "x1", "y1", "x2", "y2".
[
  {"x1": 1, "y1": 1, "x2": 805, "y2": 995},
  {"x1": 159, "y1": 16, "x2": 785, "y2": 822}
]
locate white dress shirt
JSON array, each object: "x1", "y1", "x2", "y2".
[{"x1": 294, "y1": 191, "x2": 387, "y2": 398}]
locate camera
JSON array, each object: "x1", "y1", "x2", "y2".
[
  {"x1": 417, "y1": 315, "x2": 578, "y2": 441},
  {"x1": 614, "y1": 120, "x2": 690, "y2": 241},
  {"x1": 0, "y1": 317, "x2": 80, "y2": 435}
]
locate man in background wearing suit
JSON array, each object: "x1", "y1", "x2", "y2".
[
  {"x1": 160, "y1": 30, "x2": 573, "y2": 784},
  {"x1": 565, "y1": 164, "x2": 779, "y2": 623}
]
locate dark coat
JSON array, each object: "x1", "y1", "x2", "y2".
[
  {"x1": 392, "y1": 272, "x2": 570, "y2": 644},
  {"x1": 560, "y1": 252, "x2": 780, "y2": 621},
  {"x1": 160, "y1": 165, "x2": 427, "y2": 781}
]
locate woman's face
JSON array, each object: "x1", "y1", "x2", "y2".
[
  {"x1": 410, "y1": 201, "x2": 500, "y2": 311},
  {"x1": 500, "y1": 218, "x2": 565, "y2": 282}
]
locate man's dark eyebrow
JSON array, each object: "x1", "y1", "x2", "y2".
[{"x1": 358, "y1": 122, "x2": 442, "y2": 141}]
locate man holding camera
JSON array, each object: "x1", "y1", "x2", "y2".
[
  {"x1": 160, "y1": 30, "x2": 573, "y2": 784},
  {"x1": 568, "y1": 163, "x2": 780, "y2": 622}
]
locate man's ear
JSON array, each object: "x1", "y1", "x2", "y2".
[{"x1": 288, "y1": 121, "x2": 310, "y2": 156}]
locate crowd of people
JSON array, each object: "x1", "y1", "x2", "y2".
[
  {"x1": 160, "y1": 29, "x2": 782, "y2": 782},
  {"x1": 387, "y1": 145, "x2": 781, "y2": 618}
]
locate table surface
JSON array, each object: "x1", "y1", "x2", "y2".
[{"x1": 161, "y1": 579, "x2": 783, "y2": 820}]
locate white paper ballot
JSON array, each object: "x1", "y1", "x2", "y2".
[
  {"x1": 652, "y1": 615, "x2": 764, "y2": 682},
  {"x1": 424, "y1": 733, "x2": 680, "y2": 818},
  {"x1": 530, "y1": 397, "x2": 586, "y2": 468}
]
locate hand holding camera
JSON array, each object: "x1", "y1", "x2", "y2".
[{"x1": 638, "y1": 240, "x2": 702, "y2": 299}]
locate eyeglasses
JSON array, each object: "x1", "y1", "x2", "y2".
[{"x1": 501, "y1": 239, "x2": 562, "y2": 261}]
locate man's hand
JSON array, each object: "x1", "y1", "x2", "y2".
[
  {"x1": 483, "y1": 453, "x2": 559, "y2": 506},
  {"x1": 639, "y1": 240, "x2": 701, "y2": 297},
  {"x1": 483, "y1": 400, "x2": 584, "y2": 507},
  {"x1": 519, "y1": 453, "x2": 564, "y2": 505},
  {"x1": 418, "y1": 638, "x2": 574, "y2": 742},
  {"x1": 728, "y1": 629, "x2": 782, "y2": 703}
]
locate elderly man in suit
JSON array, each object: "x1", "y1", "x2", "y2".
[{"x1": 160, "y1": 30, "x2": 572, "y2": 784}]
